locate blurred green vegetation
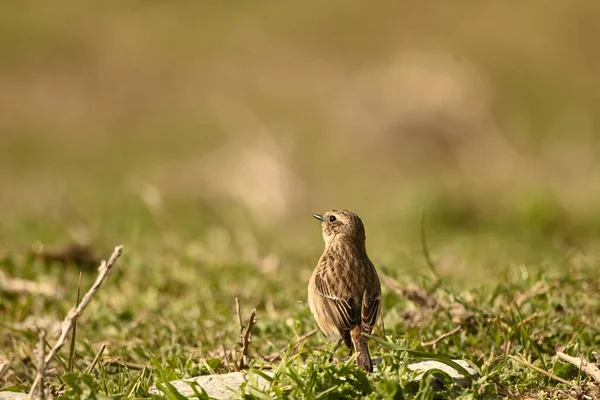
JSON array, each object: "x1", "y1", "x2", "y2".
[{"x1": 1, "y1": 1, "x2": 599, "y2": 281}]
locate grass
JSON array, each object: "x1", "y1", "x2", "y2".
[
  {"x1": 2, "y1": 1, "x2": 600, "y2": 399},
  {"x1": 2, "y1": 202, "x2": 599, "y2": 399}
]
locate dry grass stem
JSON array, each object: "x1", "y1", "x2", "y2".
[
  {"x1": 421, "y1": 325, "x2": 463, "y2": 347},
  {"x1": 508, "y1": 355, "x2": 578, "y2": 390},
  {"x1": 287, "y1": 328, "x2": 318, "y2": 354},
  {"x1": 28, "y1": 245, "x2": 124, "y2": 398},
  {"x1": 85, "y1": 344, "x2": 106, "y2": 374},
  {"x1": 30, "y1": 329, "x2": 47, "y2": 400},
  {"x1": 556, "y1": 351, "x2": 600, "y2": 384},
  {"x1": 216, "y1": 331, "x2": 232, "y2": 371},
  {"x1": 263, "y1": 328, "x2": 319, "y2": 362},
  {"x1": 515, "y1": 312, "x2": 543, "y2": 329},
  {"x1": 68, "y1": 271, "x2": 82, "y2": 373}
]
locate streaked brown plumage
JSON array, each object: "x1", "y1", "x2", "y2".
[{"x1": 308, "y1": 208, "x2": 381, "y2": 372}]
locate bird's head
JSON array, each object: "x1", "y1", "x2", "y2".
[{"x1": 312, "y1": 208, "x2": 366, "y2": 248}]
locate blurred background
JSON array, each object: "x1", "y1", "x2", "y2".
[{"x1": 1, "y1": 1, "x2": 599, "y2": 284}]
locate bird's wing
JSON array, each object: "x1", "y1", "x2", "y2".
[
  {"x1": 313, "y1": 269, "x2": 358, "y2": 333},
  {"x1": 361, "y1": 290, "x2": 380, "y2": 334}
]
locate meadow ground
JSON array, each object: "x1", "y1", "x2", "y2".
[{"x1": 1, "y1": 2, "x2": 600, "y2": 399}]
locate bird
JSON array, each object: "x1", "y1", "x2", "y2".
[{"x1": 308, "y1": 208, "x2": 382, "y2": 372}]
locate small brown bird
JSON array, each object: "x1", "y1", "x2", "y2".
[{"x1": 308, "y1": 208, "x2": 381, "y2": 372}]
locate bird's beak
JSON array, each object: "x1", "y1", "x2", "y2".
[{"x1": 312, "y1": 214, "x2": 324, "y2": 221}]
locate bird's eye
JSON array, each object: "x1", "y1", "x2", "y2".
[{"x1": 329, "y1": 215, "x2": 337, "y2": 223}]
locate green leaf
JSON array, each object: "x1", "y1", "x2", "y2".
[
  {"x1": 154, "y1": 380, "x2": 188, "y2": 400},
  {"x1": 247, "y1": 385, "x2": 273, "y2": 400},
  {"x1": 250, "y1": 369, "x2": 274, "y2": 384},
  {"x1": 188, "y1": 381, "x2": 211, "y2": 400},
  {"x1": 367, "y1": 335, "x2": 473, "y2": 378}
]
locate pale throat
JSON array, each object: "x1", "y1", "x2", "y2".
[{"x1": 323, "y1": 231, "x2": 367, "y2": 254}]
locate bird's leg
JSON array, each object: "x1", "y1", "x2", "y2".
[{"x1": 329, "y1": 339, "x2": 344, "y2": 362}]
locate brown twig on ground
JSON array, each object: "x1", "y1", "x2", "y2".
[
  {"x1": 31, "y1": 330, "x2": 47, "y2": 400},
  {"x1": 263, "y1": 328, "x2": 319, "y2": 363},
  {"x1": 237, "y1": 305, "x2": 257, "y2": 370},
  {"x1": 421, "y1": 325, "x2": 463, "y2": 347},
  {"x1": 556, "y1": 351, "x2": 600, "y2": 384},
  {"x1": 508, "y1": 355, "x2": 579, "y2": 391},
  {"x1": 84, "y1": 344, "x2": 106, "y2": 374},
  {"x1": 28, "y1": 245, "x2": 124, "y2": 399},
  {"x1": 0, "y1": 273, "x2": 63, "y2": 298}
]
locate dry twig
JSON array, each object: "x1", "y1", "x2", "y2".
[
  {"x1": 239, "y1": 309, "x2": 257, "y2": 370},
  {"x1": 556, "y1": 351, "x2": 600, "y2": 384},
  {"x1": 515, "y1": 312, "x2": 543, "y2": 329},
  {"x1": 28, "y1": 245, "x2": 124, "y2": 398},
  {"x1": 235, "y1": 300, "x2": 257, "y2": 370},
  {"x1": 421, "y1": 325, "x2": 463, "y2": 347},
  {"x1": 31, "y1": 330, "x2": 47, "y2": 400}
]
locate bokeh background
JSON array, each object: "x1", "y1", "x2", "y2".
[{"x1": 2, "y1": 1, "x2": 600, "y2": 285}]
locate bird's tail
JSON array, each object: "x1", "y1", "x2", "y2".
[{"x1": 350, "y1": 325, "x2": 373, "y2": 372}]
